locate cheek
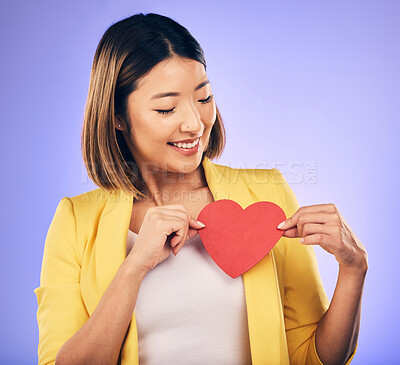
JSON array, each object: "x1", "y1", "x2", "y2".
[
  {"x1": 202, "y1": 103, "x2": 216, "y2": 128},
  {"x1": 131, "y1": 114, "x2": 174, "y2": 145}
]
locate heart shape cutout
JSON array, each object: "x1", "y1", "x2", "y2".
[{"x1": 197, "y1": 199, "x2": 286, "y2": 278}]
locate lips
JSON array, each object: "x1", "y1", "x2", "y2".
[
  {"x1": 167, "y1": 135, "x2": 201, "y2": 156},
  {"x1": 167, "y1": 136, "x2": 201, "y2": 144}
]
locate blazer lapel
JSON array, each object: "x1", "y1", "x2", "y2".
[
  {"x1": 80, "y1": 188, "x2": 138, "y2": 364},
  {"x1": 80, "y1": 156, "x2": 289, "y2": 365}
]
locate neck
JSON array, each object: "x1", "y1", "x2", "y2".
[{"x1": 138, "y1": 162, "x2": 208, "y2": 206}]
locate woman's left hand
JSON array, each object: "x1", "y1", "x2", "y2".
[{"x1": 277, "y1": 203, "x2": 368, "y2": 273}]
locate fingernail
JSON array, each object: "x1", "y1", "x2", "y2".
[
  {"x1": 197, "y1": 220, "x2": 206, "y2": 227},
  {"x1": 277, "y1": 221, "x2": 285, "y2": 229}
]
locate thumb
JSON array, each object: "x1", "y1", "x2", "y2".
[
  {"x1": 282, "y1": 227, "x2": 299, "y2": 238},
  {"x1": 189, "y1": 217, "x2": 206, "y2": 229},
  {"x1": 187, "y1": 218, "x2": 205, "y2": 239}
]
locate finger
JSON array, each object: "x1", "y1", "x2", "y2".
[
  {"x1": 172, "y1": 227, "x2": 190, "y2": 255},
  {"x1": 283, "y1": 220, "x2": 339, "y2": 239},
  {"x1": 169, "y1": 232, "x2": 180, "y2": 248},
  {"x1": 175, "y1": 215, "x2": 203, "y2": 254},
  {"x1": 167, "y1": 215, "x2": 204, "y2": 249},
  {"x1": 157, "y1": 205, "x2": 205, "y2": 230},
  {"x1": 166, "y1": 218, "x2": 187, "y2": 249},
  {"x1": 172, "y1": 229, "x2": 199, "y2": 255},
  {"x1": 281, "y1": 226, "x2": 299, "y2": 238},
  {"x1": 277, "y1": 204, "x2": 338, "y2": 230},
  {"x1": 300, "y1": 233, "x2": 336, "y2": 254},
  {"x1": 179, "y1": 224, "x2": 190, "y2": 254},
  {"x1": 158, "y1": 204, "x2": 190, "y2": 209},
  {"x1": 187, "y1": 228, "x2": 199, "y2": 240},
  {"x1": 297, "y1": 212, "x2": 340, "y2": 236},
  {"x1": 157, "y1": 205, "x2": 191, "y2": 223},
  {"x1": 190, "y1": 217, "x2": 206, "y2": 229},
  {"x1": 171, "y1": 234, "x2": 186, "y2": 256},
  {"x1": 174, "y1": 229, "x2": 197, "y2": 254},
  {"x1": 169, "y1": 223, "x2": 189, "y2": 249},
  {"x1": 155, "y1": 205, "x2": 204, "y2": 253},
  {"x1": 173, "y1": 239, "x2": 186, "y2": 255},
  {"x1": 156, "y1": 215, "x2": 203, "y2": 250},
  {"x1": 300, "y1": 222, "x2": 339, "y2": 240},
  {"x1": 170, "y1": 218, "x2": 192, "y2": 255}
]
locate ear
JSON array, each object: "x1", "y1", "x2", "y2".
[{"x1": 114, "y1": 115, "x2": 125, "y2": 131}]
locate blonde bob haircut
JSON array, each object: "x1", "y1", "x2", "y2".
[{"x1": 81, "y1": 12, "x2": 226, "y2": 200}]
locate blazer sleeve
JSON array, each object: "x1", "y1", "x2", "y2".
[
  {"x1": 33, "y1": 197, "x2": 89, "y2": 365},
  {"x1": 272, "y1": 169, "x2": 358, "y2": 365}
]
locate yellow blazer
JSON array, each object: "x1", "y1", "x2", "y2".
[{"x1": 34, "y1": 156, "x2": 358, "y2": 365}]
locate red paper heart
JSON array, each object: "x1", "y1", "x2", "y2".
[{"x1": 197, "y1": 199, "x2": 286, "y2": 278}]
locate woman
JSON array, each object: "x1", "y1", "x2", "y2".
[{"x1": 34, "y1": 12, "x2": 368, "y2": 365}]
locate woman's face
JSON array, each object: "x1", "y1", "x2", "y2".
[{"x1": 118, "y1": 56, "x2": 216, "y2": 176}]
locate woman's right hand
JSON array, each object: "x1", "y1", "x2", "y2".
[{"x1": 127, "y1": 204, "x2": 205, "y2": 275}]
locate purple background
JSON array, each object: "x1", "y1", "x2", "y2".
[{"x1": 1, "y1": 0, "x2": 398, "y2": 363}]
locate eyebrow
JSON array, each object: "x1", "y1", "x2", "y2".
[{"x1": 149, "y1": 79, "x2": 210, "y2": 101}]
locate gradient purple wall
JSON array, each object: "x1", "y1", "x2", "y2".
[{"x1": 1, "y1": 0, "x2": 398, "y2": 363}]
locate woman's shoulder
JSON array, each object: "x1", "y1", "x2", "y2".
[
  {"x1": 69, "y1": 187, "x2": 113, "y2": 204},
  {"x1": 68, "y1": 187, "x2": 131, "y2": 210},
  {"x1": 49, "y1": 188, "x2": 131, "y2": 259},
  {"x1": 61, "y1": 187, "x2": 130, "y2": 234}
]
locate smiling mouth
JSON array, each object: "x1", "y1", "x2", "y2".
[{"x1": 167, "y1": 137, "x2": 200, "y2": 149}]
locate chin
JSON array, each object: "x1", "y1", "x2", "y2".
[{"x1": 168, "y1": 157, "x2": 201, "y2": 172}]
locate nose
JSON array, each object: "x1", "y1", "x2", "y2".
[{"x1": 179, "y1": 102, "x2": 203, "y2": 134}]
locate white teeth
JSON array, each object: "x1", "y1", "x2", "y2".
[{"x1": 171, "y1": 138, "x2": 199, "y2": 149}]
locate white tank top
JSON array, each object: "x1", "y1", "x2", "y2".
[{"x1": 126, "y1": 229, "x2": 253, "y2": 365}]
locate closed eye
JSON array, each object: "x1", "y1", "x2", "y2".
[
  {"x1": 199, "y1": 94, "x2": 214, "y2": 104},
  {"x1": 155, "y1": 94, "x2": 214, "y2": 115}
]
